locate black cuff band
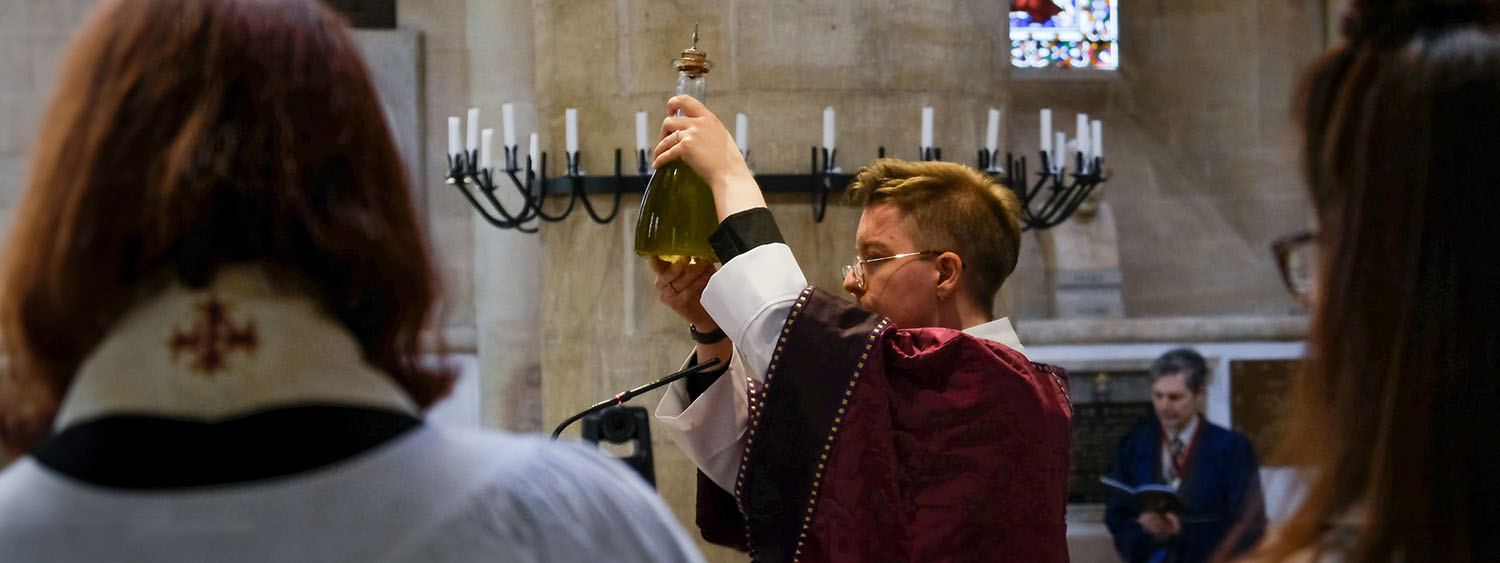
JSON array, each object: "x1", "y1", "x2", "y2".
[
  {"x1": 684, "y1": 352, "x2": 731, "y2": 401},
  {"x1": 690, "y1": 324, "x2": 727, "y2": 344},
  {"x1": 709, "y1": 207, "x2": 786, "y2": 263}
]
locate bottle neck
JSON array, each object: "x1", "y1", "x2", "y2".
[{"x1": 676, "y1": 71, "x2": 707, "y2": 102}]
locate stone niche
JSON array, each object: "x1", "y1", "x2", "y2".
[{"x1": 1041, "y1": 200, "x2": 1127, "y2": 319}]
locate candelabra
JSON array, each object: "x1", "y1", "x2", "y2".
[
  {"x1": 447, "y1": 142, "x2": 857, "y2": 230},
  {"x1": 979, "y1": 148, "x2": 1109, "y2": 232},
  {"x1": 445, "y1": 145, "x2": 636, "y2": 234},
  {"x1": 447, "y1": 141, "x2": 1107, "y2": 232}
]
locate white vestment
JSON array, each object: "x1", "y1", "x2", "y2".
[{"x1": 0, "y1": 267, "x2": 703, "y2": 563}]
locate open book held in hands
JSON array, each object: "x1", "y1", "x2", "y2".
[{"x1": 1100, "y1": 476, "x2": 1184, "y2": 514}]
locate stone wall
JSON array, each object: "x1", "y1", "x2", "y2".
[{"x1": 1006, "y1": 0, "x2": 1327, "y2": 319}]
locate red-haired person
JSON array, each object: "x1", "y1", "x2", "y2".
[{"x1": 0, "y1": 1, "x2": 700, "y2": 561}]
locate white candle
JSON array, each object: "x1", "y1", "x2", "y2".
[
  {"x1": 447, "y1": 116, "x2": 461, "y2": 156},
  {"x1": 1091, "y1": 119, "x2": 1103, "y2": 158},
  {"x1": 735, "y1": 113, "x2": 749, "y2": 155},
  {"x1": 528, "y1": 132, "x2": 539, "y2": 169},
  {"x1": 985, "y1": 108, "x2": 1000, "y2": 153},
  {"x1": 1040, "y1": 108, "x2": 1053, "y2": 155},
  {"x1": 466, "y1": 107, "x2": 479, "y2": 152},
  {"x1": 564, "y1": 108, "x2": 579, "y2": 154},
  {"x1": 480, "y1": 128, "x2": 493, "y2": 170},
  {"x1": 921, "y1": 106, "x2": 935, "y2": 150},
  {"x1": 501, "y1": 103, "x2": 516, "y2": 147},
  {"x1": 1055, "y1": 132, "x2": 1066, "y2": 166},
  {"x1": 635, "y1": 111, "x2": 649, "y2": 153},
  {"x1": 1076, "y1": 113, "x2": 1090, "y2": 158},
  {"x1": 822, "y1": 107, "x2": 836, "y2": 150}
]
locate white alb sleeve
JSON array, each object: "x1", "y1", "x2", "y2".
[
  {"x1": 653, "y1": 352, "x2": 750, "y2": 492},
  {"x1": 699, "y1": 243, "x2": 807, "y2": 381}
]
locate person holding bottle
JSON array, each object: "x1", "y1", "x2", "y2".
[{"x1": 651, "y1": 95, "x2": 1072, "y2": 562}]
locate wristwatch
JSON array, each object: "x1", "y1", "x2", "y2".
[{"x1": 689, "y1": 323, "x2": 727, "y2": 344}]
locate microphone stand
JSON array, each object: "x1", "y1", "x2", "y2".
[{"x1": 550, "y1": 358, "x2": 722, "y2": 439}]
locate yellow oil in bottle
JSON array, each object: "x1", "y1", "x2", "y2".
[
  {"x1": 634, "y1": 26, "x2": 719, "y2": 264},
  {"x1": 634, "y1": 159, "x2": 718, "y2": 263}
]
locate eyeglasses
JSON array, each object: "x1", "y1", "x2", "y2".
[
  {"x1": 1271, "y1": 229, "x2": 1317, "y2": 305},
  {"x1": 841, "y1": 251, "x2": 945, "y2": 290}
]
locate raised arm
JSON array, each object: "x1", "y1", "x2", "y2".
[
  {"x1": 653, "y1": 95, "x2": 804, "y2": 380},
  {"x1": 650, "y1": 96, "x2": 796, "y2": 493},
  {"x1": 654, "y1": 95, "x2": 767, "y2": 221}
]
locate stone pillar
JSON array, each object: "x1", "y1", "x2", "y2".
[
  {"x1": 1041, "y1": 199, "x2": 1126, "y2": 318},
  {"x1": 463, "y1": 0, "x2": 544, "y2": 432},
  {"x1": 352, "y1": 29, "x2": 424, "y2": 220}
]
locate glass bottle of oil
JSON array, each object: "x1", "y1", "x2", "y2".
[{"x1": 634, "y1": 28, "x2": 719, "y2": 263}]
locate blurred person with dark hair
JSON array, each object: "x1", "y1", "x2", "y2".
[
  {"x1": 0, "y1": 1, "x2": 700, "y2": 561},
  {"x1": 1105, "y1": 348, "x2": 1265, "y2": 562},
  {"x1": 1242, "y1": 0, "x2": 1500, "y2": 561}
]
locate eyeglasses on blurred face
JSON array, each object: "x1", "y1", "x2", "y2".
[{"x1": 1272, "y1": 229, "x2": 1317, "y2": 306}]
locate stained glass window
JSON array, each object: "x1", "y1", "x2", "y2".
[{"x1": 1010, "y1": 0, "x2": 1119, "y2": 71}]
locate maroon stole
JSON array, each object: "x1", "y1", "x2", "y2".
[{"x1": 696, "y1": 287, "x2": 1074, "y2": 562}]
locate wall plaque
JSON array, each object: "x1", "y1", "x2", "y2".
[
  {"x1": 1229, "y1": 358, "x2": 1300, "y2": 466},
  {"x1": 1067, "y1": 369, "x2": 1151, "y2": 504}
]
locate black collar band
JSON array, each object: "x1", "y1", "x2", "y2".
[{"x1": 31, "y1": 404, "x2": 421, "y2": 490}]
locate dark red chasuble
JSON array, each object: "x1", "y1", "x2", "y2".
[{"x1": 700, "y1": 287, "x2": 1073, "y2": 562}]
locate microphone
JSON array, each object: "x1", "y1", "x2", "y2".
[{"x1": 550, "y1": 358, "x2": 721, "y2": 439}]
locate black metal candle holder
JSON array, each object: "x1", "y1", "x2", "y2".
[
  {"x1": 985, "y1": 149, "x2": 1109, "y2": 231},
  {"x1": 446, "y1": 144, "x2": 638, "y2": 233},
  {"x1": 447, "y1": 142, "x2": 1106, "y2": 232}
]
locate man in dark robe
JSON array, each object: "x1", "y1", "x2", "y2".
[
  {"x1": 652, "y1": 96, "x2": 1073, "y2": 562},
  {"x1": 1105, "y1": 349, "x2": 1266, "y2": 563}
]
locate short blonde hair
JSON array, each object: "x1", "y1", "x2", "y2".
[{"x1": 845, "y1": 159, "x2": 1023, "y2": 311}]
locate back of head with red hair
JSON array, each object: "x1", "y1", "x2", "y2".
[{"x1": 0, "y1": 0, "x2": 451, "y2": 453}]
